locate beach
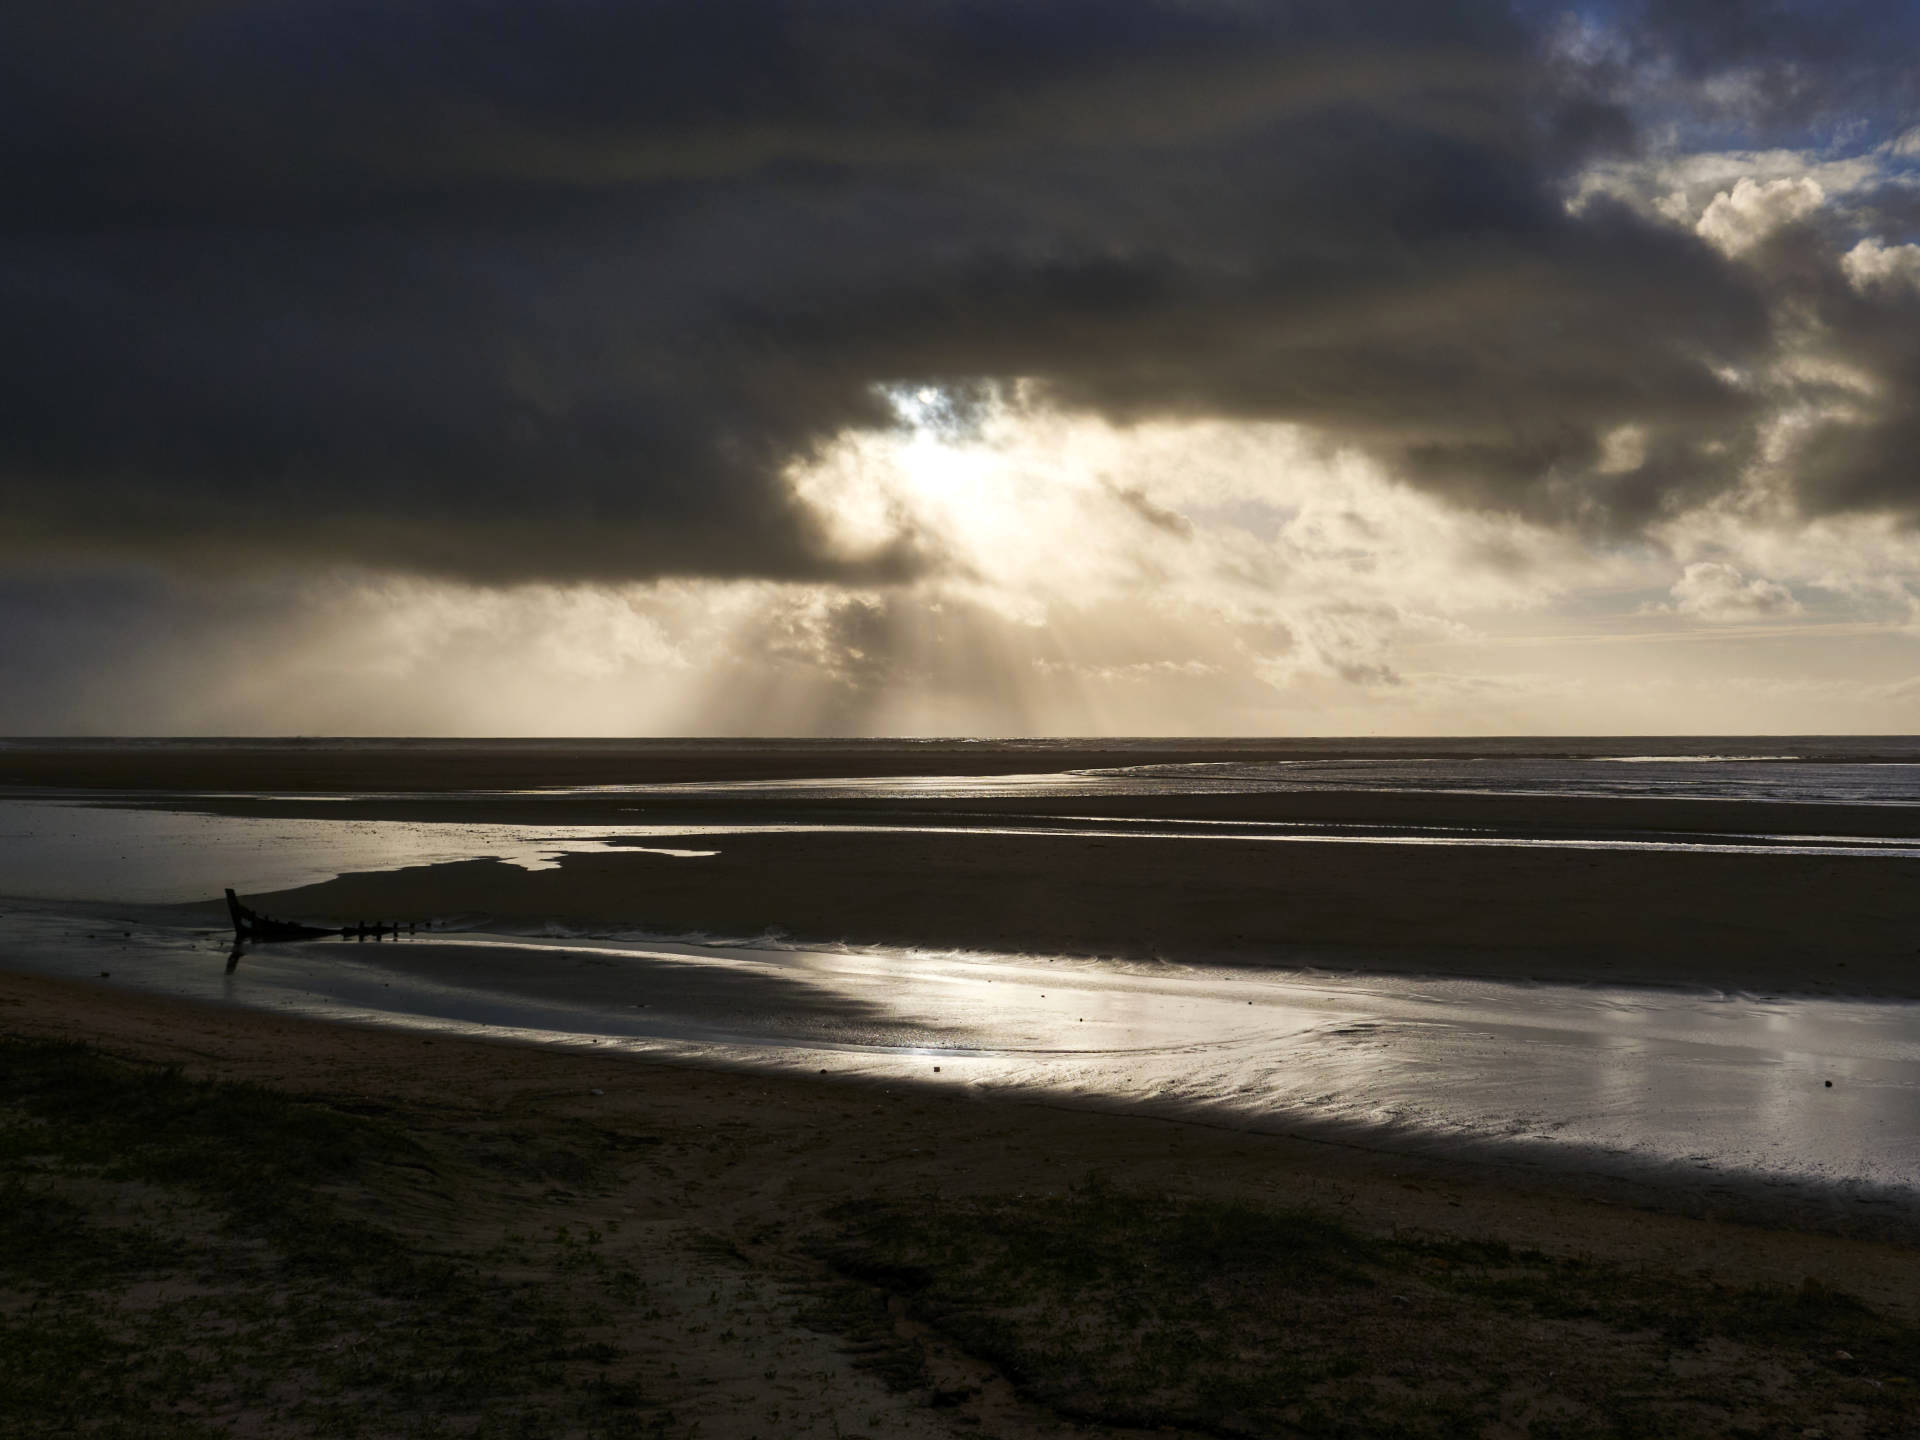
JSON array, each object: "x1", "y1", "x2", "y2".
[
  {"x1": 5, "y1": 968, "x2": 1920, "y2": 1438},
  {"x1": 5, "y1": 739, "x2": 1920, "y2": 1435}
]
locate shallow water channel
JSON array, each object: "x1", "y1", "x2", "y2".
[{"x1": 3, "y1": 904, "x2": 1916, "y2": 1212}]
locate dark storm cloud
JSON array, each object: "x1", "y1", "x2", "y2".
[
  {"x1": 1752, "y1": 220, "x2": 1920, "y2": 520},
  {"x1": 1611, "y1": 0, "x2": 1920, "y2": 132},
  {"x1": 0, "y1": 1, "x2": 1913, "y2": 583}
]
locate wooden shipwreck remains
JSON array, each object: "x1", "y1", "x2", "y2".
[
  {"x1": 225, "y1": 889, "x2": 339, "y2": 943},
  {"x1": 223, "y1": 889, "x2": 430, "y2": 971}
]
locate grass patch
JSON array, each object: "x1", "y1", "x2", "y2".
[
  {"x1": 817, "y1": 1175, "x2": 1920, "y2": 1438},
  {"x1": 11, "y1": 1033, "x2": 1917, "y2": 1439}
]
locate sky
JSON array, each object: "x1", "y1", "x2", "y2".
[{"x1": 5, "y1": 0, "x2": 1920, "y2": 737}]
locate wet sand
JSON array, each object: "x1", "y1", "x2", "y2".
[
  {"x1": 12, "y1": 740, "x2": 1920, "y2": 995},
  {"x1": 232, "y1": 827, "x2": 1920, "y2": 998}
]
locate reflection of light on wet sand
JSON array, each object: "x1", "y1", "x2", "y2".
[
  {"x1": 352, "y1": 937, "x2": 1920, "y2": 1195},
  {"x1": 7, "y1": 910, "x2": 1915, "y2": 1199},
  {"x1": 385, "y1": 940, "x2": 1920, "y2": 1193}
]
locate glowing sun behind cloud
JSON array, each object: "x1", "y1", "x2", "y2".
[
  {"x1": 16, "y1": 393, "x2": 1920, "y2": 739},
  {"x1": 759, "y1": 384, "x2": 1614, "y2": 733}
]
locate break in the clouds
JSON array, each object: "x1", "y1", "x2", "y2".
[
  {"x1": 6, "y1": 0, "x2": 1919, "y2": 578},
  {"x1": 5, "y1": 1, "x2": 1920, "y2": 733}
]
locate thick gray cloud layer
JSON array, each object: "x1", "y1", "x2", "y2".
[{"x1": 2, "y1": 1, "x2": 1916, "y2": 583}]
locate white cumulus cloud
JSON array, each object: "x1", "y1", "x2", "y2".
[
  {"x1": 1841, "y1": 238, "x2": 1920, "y2": 295},
  {"x1": 1694, "y1": 176, "x2": 1826, "y2": 256},
  {"x1": 1666, "y1": 561, "x2": 1803, "y2": 623}
]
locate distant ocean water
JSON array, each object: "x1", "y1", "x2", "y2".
[
  {"x1": 578, "y1": 754, "x2": 1920, "y2": 807},
  {"x1": 7, "y1": 735, "x2": 1920, "y2": 806},
  {"x1": 7, "y1": 734, "x2": 1920, "y2": 761}
]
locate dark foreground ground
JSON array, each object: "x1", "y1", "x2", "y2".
[{"x1": 4, "y1": 971, "x2": 1919, "y2": 1440}]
